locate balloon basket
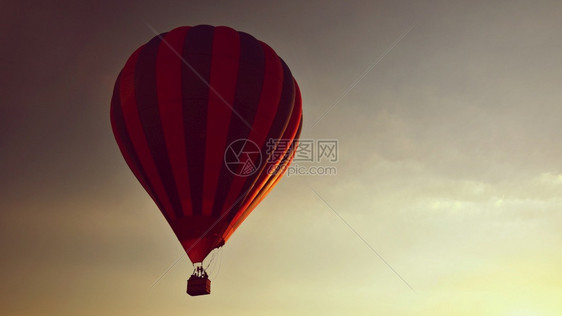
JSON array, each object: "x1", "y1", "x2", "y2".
[
  {"x1": 187, "y1": 277, "x2": 211, "y2": 296},
  {"x1": 187, "y1": 266, "x2": 211, "y2": 296}
]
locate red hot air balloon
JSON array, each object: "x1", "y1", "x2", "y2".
[{"x1": 110, "y1": 25, "x2": 302, "y2": 296}]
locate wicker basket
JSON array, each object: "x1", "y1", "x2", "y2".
[{"x1": 187, "y1": 277, "x2": 211, "y2": 296}]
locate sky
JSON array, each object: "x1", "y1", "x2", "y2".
[{"x1": 2, "y1": 0, "x2": 562, "y2": 315}]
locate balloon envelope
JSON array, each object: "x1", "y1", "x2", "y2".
[{"x1": 111, "y1": 25, "x2": 302, "y2": 263}]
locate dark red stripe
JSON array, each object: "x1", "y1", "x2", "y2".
[
  {"x1": 119, "y1": 48, "x2": 177, "y2": 220},
  {"x1": 225, "y1": 127, "x2": 301, "y2": 239},
  {"x1": 216, "y1": 41, "x2": 285, "y2": 219},
  {"x1": 134, "y1": 34, "x2": 185, "y2": 220},
  {"x1": 225, "y1": 81, "x2": 302, "y2": 236},
  {"x1": 156, "y1": 27, "x2": 194, "y2": 217},
  {"x1": 222, "y1": 58, "x2": 296, "y2": 224},
  {"x1": 110, "y1": 74, "x2": 168, "y2": 221},
  {"x1": 201, "y1": 26, "x2": 241, "y2": 216},
  {"x1": 182, "y1": 25, "x2": 215, "y2": 216},
  {"x1": 211, "y1": 31, "x2": 266, "y2": 217}
]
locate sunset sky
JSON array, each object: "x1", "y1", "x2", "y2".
[{"x1": 2, "y1": 0, "x2": 562, "y2": 315}]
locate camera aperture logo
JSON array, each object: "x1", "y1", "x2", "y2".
[
  {"x1": 224, "y1": 138, "x2": 339, "y2": 177},
  {"x1": 224, "y1": 139, "x2": 262, "y2": 177}
]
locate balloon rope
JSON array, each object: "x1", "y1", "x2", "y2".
[{"x1": 214, "y1": 247, "x2": 223, "y2": 280}]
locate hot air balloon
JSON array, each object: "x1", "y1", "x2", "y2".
[{"x1": 110, "y1": 25, "x2": 302, "y2": 296}]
